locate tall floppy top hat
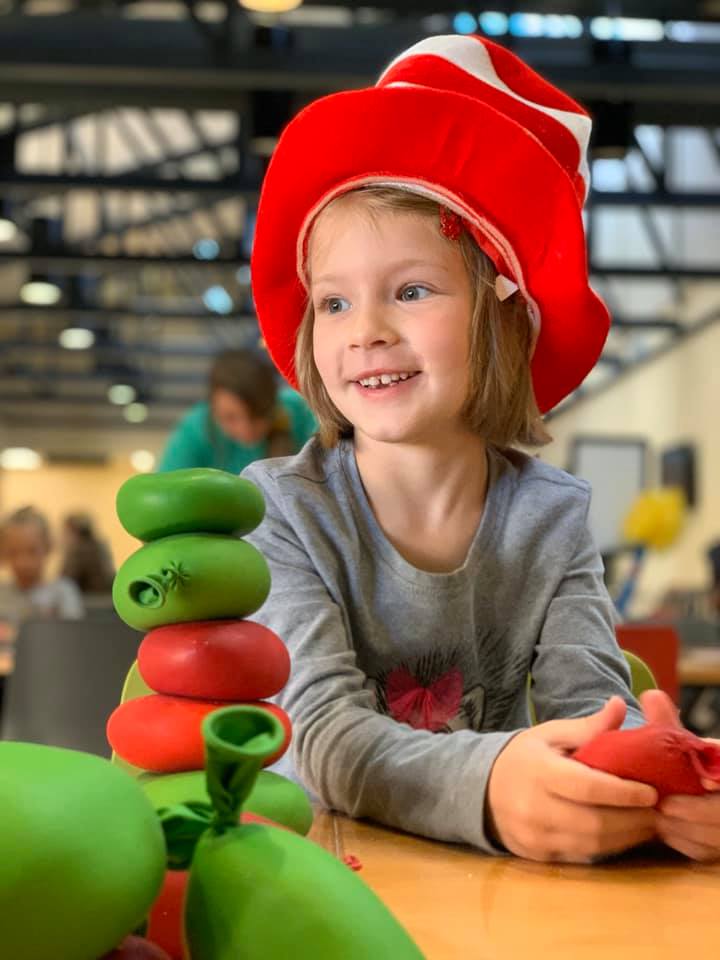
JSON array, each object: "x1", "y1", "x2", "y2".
[{"x1": 251, "y1": 34, "x2": 610, "y2": 413}]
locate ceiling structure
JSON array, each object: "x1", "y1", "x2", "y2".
[{"x1": 0, "y1": 0, "x2": 718, "y2": 450}]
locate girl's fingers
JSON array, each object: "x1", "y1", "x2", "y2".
[
  {"x1": 660, "y1": 793, "x2": 720, "y2": 822},
  {"x1": 657, "y1": 821, "x2": 720, "y2": 862},
  {"x1": 656, "y1": 814, "x2": 720, "y2": 856},
  {"x1": 547, "y1": 753, "x2": 657, "y2": 808}
]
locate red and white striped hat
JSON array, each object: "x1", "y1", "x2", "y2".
[{"x1": 252, "y1": 34, "x2": 610, "y2": 413}]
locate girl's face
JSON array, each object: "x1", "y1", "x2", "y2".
[
  {"x1": 211, "y1": 388, "x2": 271, "y2": 445},
  {"x1": 2, "y1": 523, "x2": 50, "y2": 589},
  {"x1": 308, "y1": 202, "x2": 474, "y2": 446}
]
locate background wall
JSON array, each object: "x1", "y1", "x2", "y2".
[
  {"x1": 0, "y1": 426, "x2": 167, "y2": 568},
  {"x1": 543, "y1": 315, "x2": 720, "y2": 615}
]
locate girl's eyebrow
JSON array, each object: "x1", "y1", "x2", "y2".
[{"x1": 312, "y1": 259, "x2": 451, "y2": 285}]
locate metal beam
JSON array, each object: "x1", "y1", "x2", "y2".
[
  {"x1": 0, "y1": 172, "x2": 254, "y2": 197},
  {"x1": 0, "y1": 392, "x2": 199, "y2": 405},
  {"x1": 0, "y1": 250, "x2": 247, "y2": 269},
  {"x1": 0, "y1": 339, "x2": 225, "y2": 358},
  {"x1": 611, "y1": 318, "x2": 682, "y2": 331},
  {"x1": 0, "y1": 367, "x2": 206, "y2": 385},
  {"x1": 2, "y1": 248, "x2": 715, "y2": 279},
  {"x1": 5, "y1": 175, "x2": 720, "y2": 209},
  {"x1": 588, "y1": 190, "x2": 720, "y2": 208},
  {"x1": 0, "y1": 15, "x2": 719, "y2": 117},
  {"x1": 550, "y1": 306, "x2": 720, "y2": 417},
  {"x1": 0, "y1": 304, "x2": 254, "y2": 321},
  {"x1": 591, "y1": 266, "x2": 720, "y2": 279}
]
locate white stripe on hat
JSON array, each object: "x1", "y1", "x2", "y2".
[{"x1": 379, "y1": 35, "x2": 591, "y2": 195}]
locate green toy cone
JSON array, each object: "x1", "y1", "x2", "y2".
[{"x1": 161, "y1": 706, "x2": 425, "y2": 960}]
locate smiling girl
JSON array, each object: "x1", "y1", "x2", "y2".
[{"x1": 242, "y1": 35, "x2": 720, "y2": 864}]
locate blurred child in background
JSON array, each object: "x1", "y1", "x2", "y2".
[
  {"x1": 0, "y1": 507, "x2": 84, "y2": 635},
  {"x1": 61, "y1": 512, "x2": 115, "y2": 597}
]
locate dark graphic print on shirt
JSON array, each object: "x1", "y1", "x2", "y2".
[
  {"x1": 369, "y1": 628, "x2": 532, "y2": 734},
  {"x1": 370, "y1": 647, "x2": 487, "y2": 734}
]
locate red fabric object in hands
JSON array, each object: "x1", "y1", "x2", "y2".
[{"x1": 573, "y1": 724, "x2": 720, "y2": 798}]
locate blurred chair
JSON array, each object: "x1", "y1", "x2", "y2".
[
  {"x1": 0, "y1": 617, "x2": 140, "y2": 756},
  {"x1": 616, "y1": 623, "x2": 680, "y2": 704},
  {"x1": 674, "y1": 617, "x2": 720, "y2": 649}
]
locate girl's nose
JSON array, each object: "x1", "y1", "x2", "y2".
[{"x1": 349, "y1": 303, "x2": 397, "y2": 349}]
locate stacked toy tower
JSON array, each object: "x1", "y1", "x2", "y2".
[
  {"x1": 107, "y1": 468, "x2": 313, "y2": 959},
  {"x1": 107, "y1": 468, "x2": 296, "y2": 784}
]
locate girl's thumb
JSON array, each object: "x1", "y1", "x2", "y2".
[
  {"x1": 639, "y1": 689, "x2": 682, "y2": 729},
  {"x1": 541, "y1": 696, "x2": 627, "y2": 751}
]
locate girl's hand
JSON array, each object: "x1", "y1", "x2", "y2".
[
  {"x1": 640, "y1": 689, "x2": 720, "y2": 862},
  {"x1": 486, "y1": 697, "x2": 658, "y2": 863}
]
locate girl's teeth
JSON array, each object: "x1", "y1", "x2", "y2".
[{"x1": 358, "y1": 372, "x2": 415, "y2": 388}]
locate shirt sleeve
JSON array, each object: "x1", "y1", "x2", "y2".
[
  {"x1": 243, "y1": 467, "x2": 518, "y2": 854},
  {"x1": 530, "y1": 519, "x2": 645, "y2": 728},
  {"x1": 56, "y1": 579, "x2": 85, "y2": 620}
]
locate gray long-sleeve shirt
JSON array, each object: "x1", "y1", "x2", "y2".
[{"x1": 242, "y1": 438, "x2": 643, "y2": 853}]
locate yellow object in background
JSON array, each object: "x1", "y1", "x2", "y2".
[{"x1": 623, "y1": 487, "x2": 686, "y2": 550}]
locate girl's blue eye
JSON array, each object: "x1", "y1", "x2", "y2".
[
  {"x1": 399, "y1": 284, "x2": 431, "y2": 302},
  {"x1": 323, "y1": 296, "x2": 350, "y2": 314}
]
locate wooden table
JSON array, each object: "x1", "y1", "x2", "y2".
[
  {"x1": 310, "y1": 810, "x2": 720, "y2": 960},
  {"x1": 679, "y1": 647, "x2": 720, "y2": 687}
]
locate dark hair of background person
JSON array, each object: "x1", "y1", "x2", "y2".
[
  {"x1": 208, "y1": 348, "x2": 295, "y2": 458},
  {"x1": 61, "y1": 513, "x2": 116, "y2": 595}
]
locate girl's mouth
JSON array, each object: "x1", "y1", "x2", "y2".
[{"x1": 354, "y1": 371, "x2": 421, "y2": 391}]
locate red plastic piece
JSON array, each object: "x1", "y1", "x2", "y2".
[
  {"x1": 616, "y1": 624, "x2": 680, "y2": 704},
  {"x1": 107, "y1": 695, "x2": 291, "y2": 773},
  {"x1": 147, "y1": 871, "x2": 188, "y2": 960},
  {"x1": 138, "y1": 620, "x2": 290, "y2": 702},
  {"x1": 343, "y1": 854, "x2": 363, "y2": 872},
  {"x1": 573, "y1": 724, "x2": 720, "y2": 798}
]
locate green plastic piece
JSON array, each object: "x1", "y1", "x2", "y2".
[
  {"x1": 121, "y1": 659, "x2": 155, "y2": 702},
  {"x1": 0, "y1": 741, "x2": 166, "y2": 960},
  {"x1": 624, "y1": 650, "x2": 657, "y2": 698},
  {"x1": 112, "y1": 665, "x2": 313, "y2": 836},
  {"x1": 113, "y1": 534, "x2": 270, "y2": 631},
  {"x1": 116, "y1": 468, "x2": 266, "y2": 542},
  {"x1": 141, "y1": 768, "x2": 314, "y2": 837},
  {"x1": 170, "y1": 707, "x2": 425, "y2": 960}
]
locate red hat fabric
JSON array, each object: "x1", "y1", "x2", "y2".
[{"x1": 251, "y1": 34, "x2": 610, "y2": 413}]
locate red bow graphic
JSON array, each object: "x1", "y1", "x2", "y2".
[{"x1": 386, "y1": 666, "x2": 463, "y2": 732}]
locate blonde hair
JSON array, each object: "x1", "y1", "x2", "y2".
[{"x1": 295, "y1": 186, "x2": 551, "y2": 450}]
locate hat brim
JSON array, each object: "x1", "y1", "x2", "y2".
[{"x1": 252, "y1": 85, "x2": 610, "y2": 413}]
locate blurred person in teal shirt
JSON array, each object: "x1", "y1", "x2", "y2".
[{"x1": 158, "y1": 348, "x2": 317, "y2": 473}]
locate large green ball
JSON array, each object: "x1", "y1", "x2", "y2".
[
  {"x1": 0, "y1": 742, "x2": 165, "y2": 960},
  {"x1": 185, "y1": 823, "x2": 425, "y2": 960},
  {"x1": 113, "y1": 534, "x2": 270, "y2": 631},
  {"x1": 116, "y1": 469, "x2": 265, "y2": 542}
]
